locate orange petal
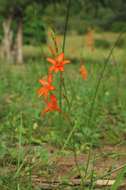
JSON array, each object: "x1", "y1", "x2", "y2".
[
  {"x1": 47, "y1": 58, "x2": 56, "y2": 65},
  {"x1": 49, "y1": 85, "x2": 55, "y2": 90},
  {"x1": 39, "y1": 79, "x2": 48, "y2": 86},
  {"x1": 49, "y1": 66, "x2": 55, "y2": 72},
  {"x1": 50, "y1": 94, "x2": 57, "y2": 102},
  {"x1": 57, "y1": 52, "x2": 64, "y2": 62},
  {"x1": 48, "y1": 74, "x2": 53, "y2": 83},
  {"x1": 63, "y1": 60, "x2": 70, "y2": 65},
  {"x1": 37, "y1": 88, "x2": 44, "y2": 96}
]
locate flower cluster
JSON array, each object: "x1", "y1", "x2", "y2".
[
  {"x1": 37, "y1": 34, "x2": 70, "y2": 116},
  {"x1": 37, "y1": 32, "x2": 88, "y2": 116}
]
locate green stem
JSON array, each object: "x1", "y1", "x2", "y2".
[
  {"x1": 86, "y1": 31, "x2": 124, "y2": 129},
  {"x1": 17, "y1": 113, "x2": 23, "y2": 171},
  {"x1": 73, "y1": 145, "x2": 85, "y2": 189},
  {"x1": 84, "y1": 147, "x2": 92, "y2": 180},
  {"x1": 59, "y1": 0, "x2": 71, "y2": 110},
  {"x1": 89, "y1": 153, "x2": 96, "y2": 190},
  {"x1": 16, "y1": 113, "x2": 23, "y2": 189}
]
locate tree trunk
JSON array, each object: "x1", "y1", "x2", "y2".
[
  {"x1": 15, "y1": 17, "x2": 23, "y2": 64},
  {"x1": 2, "y1": 15, "x2": 13, "y2": 62}
]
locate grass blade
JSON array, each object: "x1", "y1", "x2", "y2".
[{"x1": 111, "y1": 165, "x2": 126, "y2": 190}]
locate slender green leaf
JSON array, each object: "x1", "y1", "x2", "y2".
[{"x1": 111, "y1": 165, "x2": 126, "y2": 190}]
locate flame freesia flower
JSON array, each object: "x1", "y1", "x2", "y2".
[
  {"x1": 42, "y1": 94, "x2": 61, "y2": 115},
  {"x1": 47, "y1": 52, "x2": 70, "y2": 73},
  {"x1": 37, "y1": 74, "x2": 55, "y2": 97},
  {"x1": 37, "y1": 34, "x2": 71, "y2": 116},
  {"x1": 80, "y1": 65, "x2": 87, "y2": 80}
]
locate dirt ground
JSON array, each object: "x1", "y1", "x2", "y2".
[{"x1": 32, "y1": 145, "x2": 126, "y2": 189}]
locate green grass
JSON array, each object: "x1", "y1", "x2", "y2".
[
  {"x1": 1, "y1": 32, "x2": 126, "y2": 189},
  {"x1": 1, "y1": 58, "x2": 126, "y2": 148}
]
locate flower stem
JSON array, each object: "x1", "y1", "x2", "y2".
[{"x1": 59, "y1": 0, "x2": 71, "y2": 110}]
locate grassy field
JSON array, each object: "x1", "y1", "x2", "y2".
[{"x1": 1, "y1": 32, "x2": 126, "y2": 189}]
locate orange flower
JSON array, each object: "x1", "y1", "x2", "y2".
[
  {"x1": 80, "y1": 65, "x2": 87, "y2": 80},
  {"x1": 42, "y1": 94, "x2": 61, "y2": 115},
  {"x1": 47, "y1": 52, "x2": 70, "y2": 73},
  {"x1": 37, "y1": 74, "x2": 55, "y2": 97}
]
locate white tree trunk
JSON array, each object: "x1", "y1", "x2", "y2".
[
  {"x1": 15, "y1": 17, "x2": 23, "y2": 64},
  {"x1": 2, "y1": 15, "x2": 13, "y2": 62}
]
